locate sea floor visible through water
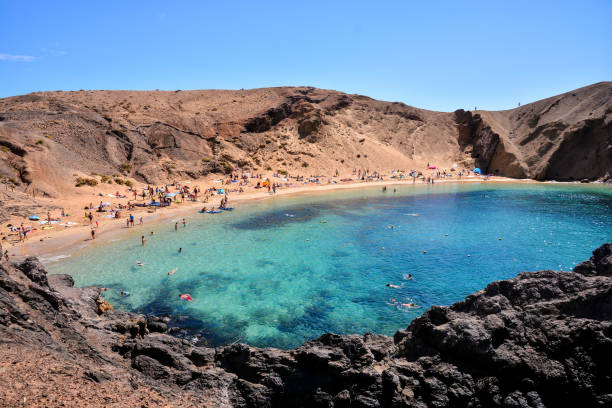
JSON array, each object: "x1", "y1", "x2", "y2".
[{"x1": 46, "y1": 182, "x2": 612, "y2": 348}]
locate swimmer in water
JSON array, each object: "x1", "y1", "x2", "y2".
[
  {"x1": 168, "y1": 268, "x2": 177, "y2": 275},
  {"x1": 121, "y1": 290, "x2": 130, "y2": 296},
  {"x1": 100, "y1": 287, "x2": 109, "y2": 291},
  {"x1": 141, "y1": 235, "x2": 146, "y2": 246},
  {"x1": 389, "y1": 299, "x2": 419, "y2": 308},
  {"x1": 178, "y1": 248, "x2": 182, "y2": 253},
  {"x1": 136, "y1": 261, "x2": 144, "y2": 266},
  {"x1": 179, "y1": 293, "x2": 195, "y2": 302},
  {"x1": 386, "y1": 283, "x2": 401, "y2": 289},
  {"x1": 405, "y1": 274, "x2": 413, "y2": 280}
]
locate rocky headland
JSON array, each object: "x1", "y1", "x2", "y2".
[{"x1": 1, "y1": 244, "x2": 611, "y2": 407}]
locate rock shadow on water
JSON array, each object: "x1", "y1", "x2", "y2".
[{"x1": 136, "y1": 285, "x2": 250, "y2": 347}]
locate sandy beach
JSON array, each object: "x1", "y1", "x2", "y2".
[{"x1": 6, "y1": 173, "x2": 537, "y2": 262}]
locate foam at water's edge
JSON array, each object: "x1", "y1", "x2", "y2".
[{"x1": 38, "y1": 254, "x2": 71, "y2": 264}]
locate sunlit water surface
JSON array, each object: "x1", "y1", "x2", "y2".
[{"x1": 47, "y1": 183, "x2": 612, "y2": 348}]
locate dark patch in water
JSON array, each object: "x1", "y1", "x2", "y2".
[
  {"x1": 230, "y1": 205, "x2": 322, "y2": 230},
  {"x1": 255, "y1": 259, "x2": 276, "y2": 268}
]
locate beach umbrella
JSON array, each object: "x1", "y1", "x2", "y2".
[
  {"x1": 165, "y1": 192, "x2": 177, "y2": 197},
  {"x1": 453, "y1": 163, "x2": 458, "y2": 168},
  {"x1": 473, "y1": 168, "x2": 482, "y2": 174},
  {"x1": 101, "y1": 202, "x2": 111, "y2": 206}
]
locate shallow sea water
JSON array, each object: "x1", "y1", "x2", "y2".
[{"x1": 47, "y1": 183, "x2": 612, "y2": 348}]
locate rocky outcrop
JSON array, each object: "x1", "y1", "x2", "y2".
[
  {"x1": 1, "y1": 244, "x2": 611, "y2": 407},
  {"x1": 455, "y1": 109, "x2": 501, "y2": 172},
  {"x1": 244, "y1": 103, "x2": 293, "y2": 133}
]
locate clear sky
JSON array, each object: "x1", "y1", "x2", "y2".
[{"x1": 1, "y1": 0, "x2": 610, "y2": 111}]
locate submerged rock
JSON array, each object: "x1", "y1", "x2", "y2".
[{"x1": 0, "y1": 244, "x2": 611, "y2": 407}]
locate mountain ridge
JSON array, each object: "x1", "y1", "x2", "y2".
[{"x1": 0, "y1": 82, "x2": 610, "y2": 201}]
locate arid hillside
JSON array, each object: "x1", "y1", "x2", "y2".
[
  {"x1": 0, "y1": 83, "x2": 610, "y2": 198},
  {"x1": 456, "y1": 82, "x2": 612, "y2": 180}
]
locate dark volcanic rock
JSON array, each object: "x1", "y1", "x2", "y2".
[
  {"x1": 574, "y1": 242, "x2": 612, "y2": 276},
  {"x1": 1, "y1": 244, "x2": 611, "y2": 407}
]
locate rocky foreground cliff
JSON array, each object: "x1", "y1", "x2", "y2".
[
  {"x1": 1, "y1": 244, "x2": 611, "y2": 407},
  {"x1": 0, "y1": 83, "x2": 610, "y2": 200}
]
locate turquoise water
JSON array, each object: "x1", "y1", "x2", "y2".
[{"x1": 46, "y1": 183, "x2": 612, "y2": 348}]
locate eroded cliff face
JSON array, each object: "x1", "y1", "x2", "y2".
[
  {"x1": 469, "y1": 82, "x2": 612, "y2": 181},
  {"x1": 1, "y1": 244, "x2": 611, "y2": 407}
]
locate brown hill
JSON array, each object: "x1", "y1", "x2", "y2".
[{"x1": 0, "y1": 83, "x2": 610, "y2": 199}]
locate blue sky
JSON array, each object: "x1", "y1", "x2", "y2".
[{"x1": 1, "y1": 0, "x2": 610, "y2": 111}]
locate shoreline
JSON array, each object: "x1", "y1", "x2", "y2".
[{"x1": 6, "y1": 176, "x2": 572, "y2": 262}]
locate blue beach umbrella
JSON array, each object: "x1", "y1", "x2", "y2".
[{"x1": 473, "y1": 168, "x2": 482, "y2": 174}]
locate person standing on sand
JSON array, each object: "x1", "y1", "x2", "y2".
[
  {"x1": 88, "y1": 212, "x2": 93, "y2": 224},
  {"x1": 130, "y1": 213, "x2": 134, "y2": 227},
  {"x1": 140, "y1": 217, "x2": 143, "y2": 225},
  {"x1": 91, "y1": 229, "x2": 95, "y2": 240},
  {"x1": 175, "y1": 222, "x2": 178, "y2": 231}
]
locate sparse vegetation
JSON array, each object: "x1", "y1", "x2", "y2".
[
  {"x1": 302, "y1": 162, "x2": 309, "y2": 167},
  {"x1": 100, "y1": 175, "x2": 112, "y2": 184},
  {"x1": 114, "y1": 178, "x2": 124, "y2": 185},
  {"x1": 119, "y1": 163, "x2": 132, "y2": 174},
  {"x1": 202, "y1": 157, "x2": 211, "y2": 163},
  {"x1": 278, "y1": 169, "x2": 288, "y2": 175},
  {"x1": 221, "y1": 153, "x2": 235, "y2": 162},
  {"x1": 35, "y1": 140, "x2": 44, "y2": 145},
  {"x1": 75, "y1": 177, "x2": 98, "y2": 187},
  {"x1": 219, "y1": 161, "x2": 233, "y2": 173}
]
